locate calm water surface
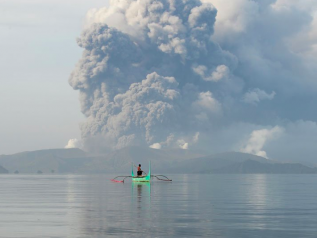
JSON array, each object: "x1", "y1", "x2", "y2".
[{"x1": 0, "y1": 174, "x2": 317, "y2": 237}]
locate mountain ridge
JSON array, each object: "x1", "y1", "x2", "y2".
[{"x1": 0, "y1": 147, "x2": 316, "y2": 174}]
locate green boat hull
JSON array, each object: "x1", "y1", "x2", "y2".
[{"x1": 132, "y1": 162, "x2": 151, "y2": 182}]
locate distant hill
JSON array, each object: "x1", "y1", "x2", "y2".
[
  {"x1": 0, "y1": 148, "x2": 89, "y2": 174},
  {"x1": 167, "y1": 152, "x2": 317, "y2": 174},
  {"x1": 0, "y1": 165, "x2": 8, "y2": 174},
  {"x1": 208, "y1": 159, "x2": 317, "y2": 174},
  {"x1": 0, "y1": 147, "x2": 316, "y2": 174},
  {"x1": 0, "y1": 146, "x2": 204, "y2": 174},
  {"x1": 166, "y1": 152, "x2": 273, "y2": 173}
]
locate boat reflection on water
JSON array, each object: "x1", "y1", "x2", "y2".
[{"x1": 131, "y1": 182, "x2": 151, "y2": 220}]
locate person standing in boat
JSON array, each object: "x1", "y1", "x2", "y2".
[{"x1": 137, "y1": 164, "x2": 143, "y2": 176}]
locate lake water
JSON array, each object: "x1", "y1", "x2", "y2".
[{"x1": 1, "y1": 174, "x2": 317, "y2": 237}]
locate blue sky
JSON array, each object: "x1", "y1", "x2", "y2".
[{"x1": 0, "y1": 0, "x2": 109, "y2": 154}]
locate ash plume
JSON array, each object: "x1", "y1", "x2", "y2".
[
  {"x1": 70, "y1": 0, "x2": 317, "y2": 163},
  {"x1": 70, "y1": 0, "x2": 237, "y2": 151}
]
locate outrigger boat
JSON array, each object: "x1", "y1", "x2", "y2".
[
  {"x1": 131, "y1": 162, "x2": 151, "y2": 182},
  {"x1": 111, "y1": 162, "x2": 172, "y2": 183}
]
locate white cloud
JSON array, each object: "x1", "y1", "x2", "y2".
[
  {"x1": 193, "y1": 91, "x2": 222, "y2": 115},
  {"x1": 202, "y1": 0, "x2": 260, "y2": 39},
  {"x1": 288, "y1": 12, "x2": 317, "y2": 61},
  {"x1": 177, "y1": 139, "x2": 189, "y2": 150},
  {"x1": 266, "y1": 120, "x2": 317, "y2": 164},
  {"x1": 240, "y1": 126, "x2": 283, "y2": 158},
  {"x1": 181, "y1": 143, "x2": 189, "y2": 150},
  {"x1": 193, "y1": 65, "x2": 229, "y2": 82},
  {"x1": 149, "y1": 143, "x2": 161, "y2": 149},
  {"x1": 243, "y1": 88, "x2": 276, "y2": 105},
  {"x1": 65, "y1": 138, "x2": 82, "y2": 149}
]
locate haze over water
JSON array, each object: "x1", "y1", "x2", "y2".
[{"x1": 1, "y1": 174, "x2": 317, "y2": 237}]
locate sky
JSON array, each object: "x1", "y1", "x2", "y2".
[
  {"x1": 1, "y1": 0, "x2": 317, "y2": 165},
  {"x1": 0, "y1": 0, "x2": 109, "y2": 154}
]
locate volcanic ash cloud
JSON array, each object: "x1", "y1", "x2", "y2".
[{"x1": 69, "y1": 0, "x2": 241, "y2": 152}]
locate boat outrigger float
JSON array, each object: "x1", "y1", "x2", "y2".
[{"x1": 111, "y1": 162, "x2": 172, "y2": 183}]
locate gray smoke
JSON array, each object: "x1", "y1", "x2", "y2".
[
  {"x1": 70, "y1": 0, "x2": 317, "y2": 163},
  {"x1": 70, "y1": 0, "x2": 239, "y2": 151}
]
